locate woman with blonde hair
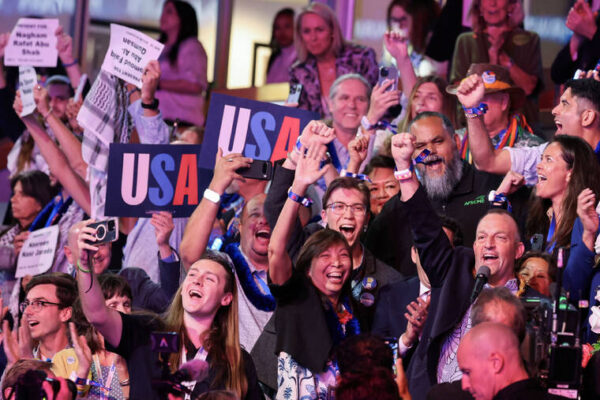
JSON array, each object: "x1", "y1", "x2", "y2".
[{"x1": 289, "y1": 2, "x2": 378, "y2": 118}]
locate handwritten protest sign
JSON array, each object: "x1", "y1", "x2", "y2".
[
  {"x1": 5, "y1": 18, "x2": 58, "y2": 67},
  {"x1": 16, "y1": 225, "x2": 59, "y2": 278},
  {"x1": 18, "y1": 66, "x2": 37, "y2": 116},
  {"x1": 105, "y1": 144, "x2": 214, "y2": 217},
  {"x1": 101, "y1": 24, "x2": 164, "y2": 88},
  {"x1": 198, "y1": 94, "x2": 319, "y2": 169}
]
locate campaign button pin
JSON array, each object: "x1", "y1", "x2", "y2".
[
  {"x1": 482, "y1": 71, "x2": 496, "y2": 85},
  {"x1": 362, "y1": 276, "x2": 377, "y2": 290},
  {"x1": 360, "y1": 292, "x2": 375, "y2": 307}
]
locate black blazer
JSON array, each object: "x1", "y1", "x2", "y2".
[
  {"x1": 402, "y1": 186, "x2": 539, "y2": 400},
  {"x1": 373, "y1": 276, "x2": 421, "y2": 338}
]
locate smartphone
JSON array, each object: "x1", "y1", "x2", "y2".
[
  {"x1": 236, "y1": 160, "x2": 273, "y2": 180},
  {"x1": 150, "y1": 331, "x2": 179, "y2": 353},
  {"x1": 86, "y1": 218, "x2": 119, "y2": 245},
  {"x1": 378, "y1": 66, "x2": 398, "y2": 92},
  {"x1": 287, "y1": 84, "x2": 303, "y2": 104},
  {"x1": 383, "y1": 336, "x2": 400, "y2": 375}
]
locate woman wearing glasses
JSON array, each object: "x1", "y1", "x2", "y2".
[{"x1": 266, "y1": 138, "x2": 402, "y2": 334}]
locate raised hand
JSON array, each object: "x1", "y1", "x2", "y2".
[
  {"x1": 150, "y1": 211, "x2": 174, "y2": 251},
  {"x1": 577, "y1": 188, "x2": 599, "y2": 250},
  {"x1": 456, "y1": 74, "x2": 485, "y2": 109},
  {"x1": 384, "y1": 31, "x2": 409, "y2": 62},
  {"x1": 66, "y1": 98, "x2": 84, "y2": 132},
  {"x1": 141, "y1": 60, "x2": 161, "y2": 104},
  {"x1": 567, "y1": 0, "x2": 597, "y2": 40},
  {"x1": 55, "y1": 26, "x2": 75, "y2": 64},
  {"x1": 75, "y1": 219, "x2": 101, "y2": 272},
  {"x1": 367, "y1": 79, "x2": 400, "y2": 125},
  {"x1": 347, "y1": 134, "x2": 370, "y2": 173},
  {"x1": 3, "y1": 319, "x2": 20, "y2": 366},
  {"x1": 402, "y1": 294, "x2": 430, "y2": 347},
  {"x1": 208, "y1": 148, "x2": 252, "y2": 195},
  {"x1": 293, "y1": 142, "x2": 329, "y2": 189},
  {"x1": 391, "y1": 132, "x2": 415, "y2": 170},
  {"x1": 487, "y1": 33, "x2": 505, "y2": 65},
  {"x1": 496, "y1": 171, "x2": 525, "y2": 195},
  {"x1": 69, "y1": 322, "x2": 92, "y2": 379},
  {"x1": 298, "y1": 120, "x2": 335, "y2": 147},
  {"x1": 33, "y1": 84, "x2": 52, "y2": 116}
]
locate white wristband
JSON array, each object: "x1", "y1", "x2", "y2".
[{"x1": 203, "y1": 188, "x2": 221, "y2": 204}]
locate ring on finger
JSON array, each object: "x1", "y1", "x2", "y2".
[{"x1": 226, "y1": 158, "x2": 234, "y2": 162}]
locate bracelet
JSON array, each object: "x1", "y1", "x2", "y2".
[
  {"x1": 62, "y1": 58, "x2": 78, "y2": 67},
  {"x1": 488, "y1": 190, "x2": 513, "y2": 213},
  {"x1": 203, "y1": 188, "x2": 221, "y2": 204},
  {"x1": 77, "y1": 261, "x2": 91, "y2": 274},
  {"x1": 394, "y1": 166, "x2": 413, "y2": 181},
  {"x1": 287, "y1": 187, "x2": 313, "y2": 207},
  {"x1": 340, "y1": 169, "x2": 371, "y2": 183},
  {"x1": 127, "y1": 87, "x2": 140, "y2": 98},
  {"x1": 42, "y1": 107, "x2": 53, "y2": 120},
  {"x1": 462, "y1": 103, "x2": 488, "y2": 118}
]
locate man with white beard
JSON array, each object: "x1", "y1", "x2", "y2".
[{"x1": 365, "y1": 111, "x2": 529, "y2": 276}]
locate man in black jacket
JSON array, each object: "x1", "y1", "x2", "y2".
[
  {"x1": 366, "y1": 111, "x2": 529, "y2": 277},
  {"x1": 389, "y1": 129, "x2": 538, "y2": 400}
]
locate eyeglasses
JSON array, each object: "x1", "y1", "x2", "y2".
[
  {"x1": 326, "y1": 202, "x2": 367, "y2": 215},
  {"x1": 19, "y1": 299, "x2": 62, "y2": 313}
]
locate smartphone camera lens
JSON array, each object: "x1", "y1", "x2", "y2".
[
  {"x1": 95, "y1": 225, "x2": 107, "y2": 241},
  {"x1": 380, "y1": 67, "x2": 389, "y2": 77}
]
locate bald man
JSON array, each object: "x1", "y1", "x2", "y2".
[{"x1": 458, "y1": 322, "x2": 548, "y2": 400}]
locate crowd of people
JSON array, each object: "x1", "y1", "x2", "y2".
[{"x1": 0, "y1": 0, "x2": 600, "y2": 399}]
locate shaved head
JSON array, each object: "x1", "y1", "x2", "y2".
[{"x1": 458, "y1": 322, "x2": 527, "y2": 400}]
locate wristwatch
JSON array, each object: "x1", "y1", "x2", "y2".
[
  {"x1": 141, "y1": 98, "x2": 159, "y2": 110},
  {"x1": 203, "y1": 188, "x2": 221, "y2": 204}
]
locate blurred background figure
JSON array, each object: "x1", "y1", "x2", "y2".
[
  {"x1": 156, "y1": 0, "x2": 208, "y2": 128},
  {"x1": 266, "y1": 8, "x2": 296, "y2": 84}
]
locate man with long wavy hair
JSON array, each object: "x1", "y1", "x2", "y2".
[{"x1": 73, "y1": 221, "x2": 262, "y2": 400}]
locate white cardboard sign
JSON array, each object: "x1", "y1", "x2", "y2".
[
  {"x1": 4, "y1": 18, "x2": 58, "y2": 67},
  {"x1": 100, "y1": 24, "x2": 164, "y2": 88},
  {"x1": 18, "y1": 66, "x2": 37, "y2": 116},
  {"x1": 16, "y1": 225, "x2": 59, "y2": 278}
]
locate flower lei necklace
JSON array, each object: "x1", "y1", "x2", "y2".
[
  {"x1": 224, "y1": 243, "x2": 276, "y2": 312},
  {"x1": 324, "y1": 296, "x2": 360, "y2": 345}
]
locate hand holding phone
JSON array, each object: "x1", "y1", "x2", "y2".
[{"x1": 236, "y1": 160, "x2": 273, "y2": 180}]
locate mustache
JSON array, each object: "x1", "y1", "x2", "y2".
[{"x1": 422, "y1": 154, "x2": 445, "y2": 165}]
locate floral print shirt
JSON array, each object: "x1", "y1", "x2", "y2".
[{"x1": 289, "y1": 44, "x2": 379, "y2": 118}]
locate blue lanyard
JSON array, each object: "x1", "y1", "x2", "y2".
[
  {"x1": 545, "y1": 213, "x2": 557, "y2": 253},
  {"x1": 594, "y1": 140, "x2": 600, "y2": 164},
  {"x1": 29, "y1": 198, "x2": 57, "y2": 232},
  {"x1": 44, "y1": 195, "x2": 64, "y2": 227},
  {"x1": 252, "y1": 271, "x2": 271, "y2": 295}
]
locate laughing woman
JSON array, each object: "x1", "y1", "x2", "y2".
[
  {"x1": 268, "y1": 144, "x2": 360, "y2": 397},
  {"x1": 497, "y1": 135, "x2": 600, "y2": 303}
]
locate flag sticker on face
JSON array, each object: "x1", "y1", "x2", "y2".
[{"x1": 482, "y1": 71, "x2": 496, "y2": 85}]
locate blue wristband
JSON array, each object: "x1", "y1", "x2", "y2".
[
  {"x1": 462, "y1": 102, "x2": 488, "y2": 116},
  {"x1": 340, "y1": 169, "x2": 372, "y2": 183},
  {"x1": 287, "y1": 188, "x2": 313, "y2": 207}
]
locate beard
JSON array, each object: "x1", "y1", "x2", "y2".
[{"x1": 416, "y1": 153, "x2": 464, "y2": 200}]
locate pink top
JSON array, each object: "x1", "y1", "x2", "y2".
[{"x1": 156, "y1": 37, "x2": 208, "y2": 127}]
